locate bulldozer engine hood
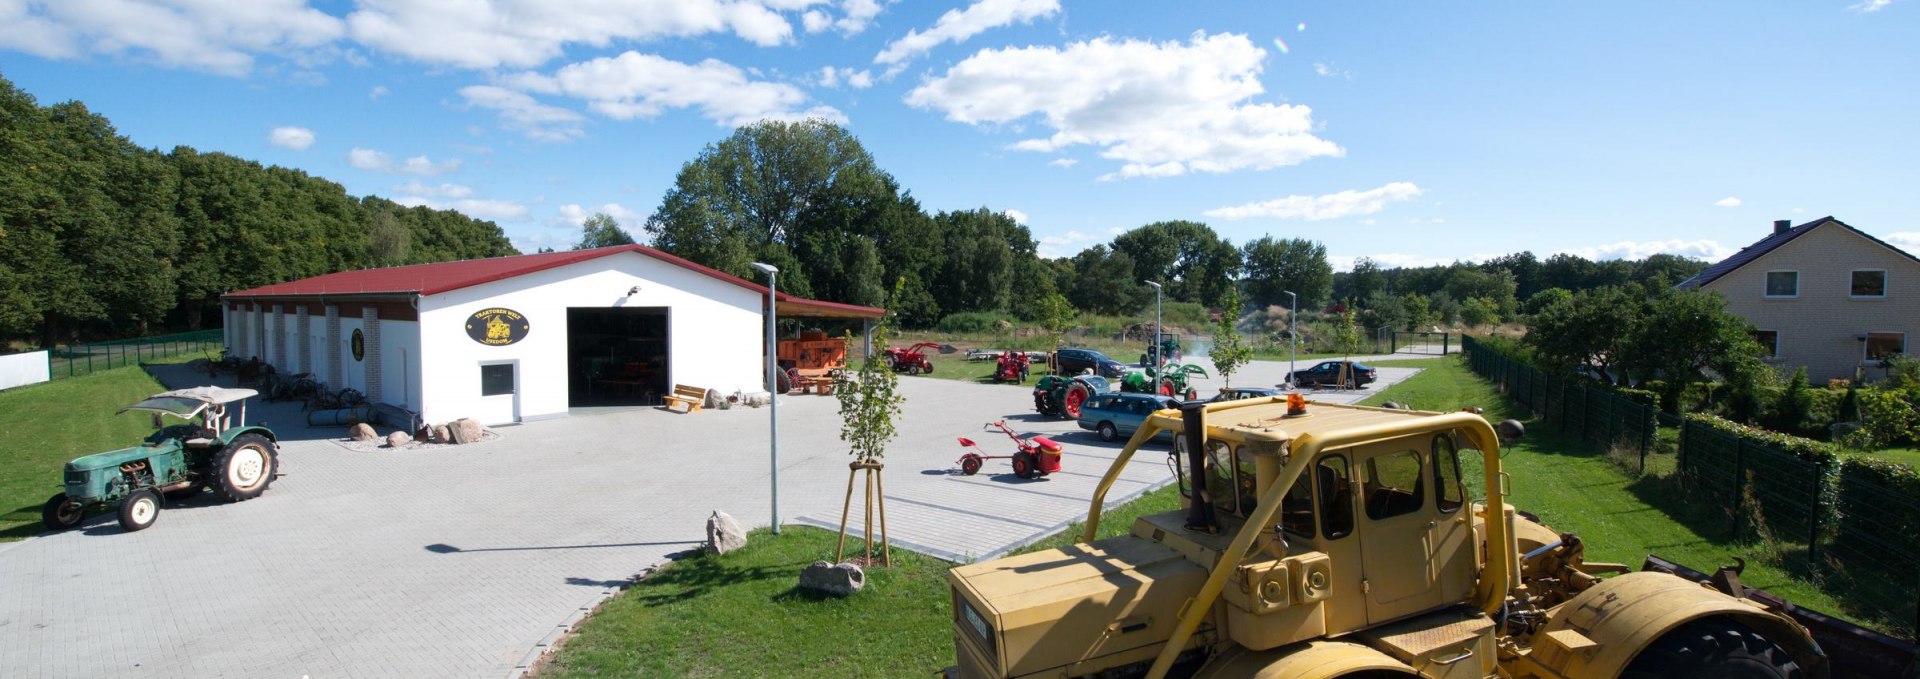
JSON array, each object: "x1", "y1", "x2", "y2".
[{"x1": 949, "y1": 534, "x2": 1208, "y2": 678}]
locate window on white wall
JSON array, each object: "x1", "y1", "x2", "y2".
[
  {"x1": 1851, "y1": 270, "x2": 1887, "y2": 298},
  {"x1": 480, "y1": 363, "x2": 516, "y2": 396},
  {"x1": 1764, "y1": 271, "x2": 1798, "y2": 298},
  {"x1": 1754, "y1": 330, "x2": 1779, "y2": 359},
  {"x1": 1865, "y1": 332, "x2": 1905, "y2": 361}
]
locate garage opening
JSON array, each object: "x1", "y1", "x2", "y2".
[{"x1": 568, "y1": 307, "x2": 669, "y2": 407}]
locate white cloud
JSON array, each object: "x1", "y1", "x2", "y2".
[
  {"x1": 391, "y1": 181, "x2": 473, "y2": 199},
  {"x1": 845, "y1": 69, "x2": 874, "y2": 89},
  {"x1": 1328, "y1": 254, "x2": 1472, "y2": 272},
  {"x1": 815, "y1": 65, "x2": 873, "y2": 89},
  {"x1": 1714, "y1": 196, "x2": 1742, "y2": 207},
  {"x1": 1885, "y1": 232, "x2": 1920, "y2": 252},
  {"x1": 345, "y1": 0, "x2": 812, "y2": 70},
  {"x1": 1791, "y1": 207, "x2": 1806, "y2": 214},
  {"x1": 368, "y1": 85, "x2": 389, "y2": 100},
  {"x1": 1556, "y1": 239, "x2": 1736, "y2": 262},
  {"x1": 0, "y1": 0, "x2": 344, "y2": 75},
  {"x1": 268, "y1": 126, "x2": 315, "y2": 150},
  {"x1": 513, "y1": 51, "x2": 845, "y2": 128},
  {"x1": 1312, "y1": 62, "x2": 1350, "y2": 78},
  {"x1": 550, "y1": 203, "x2": 644, "y2": 229},
  {"x1": 875, "y1": 0, "x2": 1057, "y2": 66},
  {"x1": 1036, "y1": 229, "x2": 1103, "y2": 258},
  {"x1": 459, "y1": 85, "x2": 587, "y2": 142},
  {"x1": 1049, "y1": 158, "x2": 1077, "y2": 168},
  {"x1": 806, "y1": 0, "x2": 885, "y2": 35},
  {"x1": 348, "y1": 147, "x2": 462, "y2": 175},
  {"x1": 1002, "y1": 209, "x2": 1028, "y2": 224},
  {"x1": 908, "y1": 32, "x2": 1343, "y2": 180},
  {"x1": 395, "y1": 195, "x2": 530, "y2": 222},
  {"x1": 1204, "y1": 182, "x2": 1423, "y2": 221},
  {"x1": 1850, "y1": 0, "x2": 1896, "y2": 12}
]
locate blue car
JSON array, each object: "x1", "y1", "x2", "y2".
[{"x1": 1077, "y1": 392, "x2": 1180, "y2": 442}]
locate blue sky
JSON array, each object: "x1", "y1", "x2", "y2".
[{"x1": 3, "y1": 0, "x2": 1916, "y2": 268}]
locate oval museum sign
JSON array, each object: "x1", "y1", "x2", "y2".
[{"x1": 466, "y1": 308, "x2": 530, "y2": 346}]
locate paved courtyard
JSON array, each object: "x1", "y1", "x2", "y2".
[{"x1": 0, "y1": 359, "x2": 1423, "y2": 678}]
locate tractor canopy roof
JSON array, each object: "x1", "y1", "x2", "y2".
[{"x1": 120, "y1": 387, "x2": 258, "y2": 419}]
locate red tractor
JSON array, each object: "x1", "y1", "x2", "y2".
[
  {"x1": 883, "y1": 342, "x2": 943, "y2": 375},
  {"x1": 992, "y1": 350, "x2": 1030, "y2": 383},
  {"x1": 956, "y1": 421, "x2": 1063, "y2": 479}
]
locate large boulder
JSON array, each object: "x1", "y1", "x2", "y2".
[
  {"x1": 431, "y1": 424, "x2": 451, "y2": 444},
  {"x1": 449, "y1": 418, "x2": 484, "y2": 444},
  {"x1": 385, "y1": 431, "x2": 412, "y2": 448},
  {"x1": 798, "y1": 560, "x2": 866, "y2": 597},
  {"x1": 348, "y1": 423, "x2": 377, "y2": 441},
  {"x1": 705, "y1": 511, "x2": 747, "y2": 555}
]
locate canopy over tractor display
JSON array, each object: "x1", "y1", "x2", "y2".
[
  {"x1": 1121, "y1": 362, "x2": 1209, "y2": 401},
  {"x1": 1032, "y1": 374, "x2": 1109, "y2": 420},
  {"x1": 42, "y1": 386, "x2": 280, "y2": 533},
  {"x1": 942, "y1": 395, "x2": 1882, "y2": 679}
]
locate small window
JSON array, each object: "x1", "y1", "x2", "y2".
[
  {"x1": 1866, "y1": 332, "x2": 1906, "y2": 362},
  {"x1": 1207, "y1": 441, "x2": 1237, "y2": 517},
  {"x1": 1433, "y1": 435, "x2": 1464, "y2": 513},
  {"x1": 480, "y1": 363, "x2": 515, "y2": 396},
  {"x1": 1317, "y1": 455, "x2": 1354, "y2": 539},
  {"x1": 1764, "y1": 271, "x2": 1798, "y2": 298},
  {"x1": 1754, "y1": 330, "x2": 1779, "y2": 359},
  {"x1": 1851, "y1": 270, "x2": 1887, "y2": 298},
  {"x1": 1236, "y1": 447, "x2": 1259, "y2": 516},
  {"x1": 1279, "y1": 468, "x2": 1316, "y2": 539},
  {"x1": 1364, "y1": 450, "x2": 1426, "y2": 520}
]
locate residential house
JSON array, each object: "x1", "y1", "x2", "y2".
[{"x1": 1677, "y1": 216, "x2": 1919, "y2": 383}]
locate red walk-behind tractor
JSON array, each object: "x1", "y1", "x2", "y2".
[
  {"x1": 884, "y1": 342, "x2": 950, "y2": 375},
  {"x1": 957, "y1": 421, "x2": 1062, "y2": 479},
  {"x1": 992, "y1": 351, "x2": 1031, "y2": 383}
]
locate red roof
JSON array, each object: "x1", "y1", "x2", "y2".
[{"x1": 223, "y1": 244, "x2": 886, "y2": 319}]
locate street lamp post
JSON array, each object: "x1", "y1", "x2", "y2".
[
  {"x1": 1144, "y1": 281, "x2": 1163, "y2": 368},
  {"x1": 751, "y1": 262, "x2": 781, "y2": 535},
  {"x1": 1282, "y1": 291, "x2": 1298, "y2": 389}
]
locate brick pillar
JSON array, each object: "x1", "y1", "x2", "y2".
[
  {"x1": 253, "y1": 305, "x2": 267, "y2": 361},
  {"x1": 296, "y1": 306, "x2": 312, "y2": 374},
  {"x1": 271, "y1": 304, "x2": 287, "y2": 369},
  {"x1": 325, "y1": 305, "x2": 341, "y2": 388},
  {"x1": 362, "y1": 307, "x2": 382, "y2": 403}
]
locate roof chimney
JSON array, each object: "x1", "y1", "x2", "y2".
[{"x1": 1774, "y1": 219, "x2": 1792, "y2": 235}]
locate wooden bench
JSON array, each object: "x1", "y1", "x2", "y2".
[{"x1": 663, "y1": 384, "x2": 709, "y2": 413}]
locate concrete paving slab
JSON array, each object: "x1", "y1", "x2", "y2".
[{"x1": 0, "y1": 360, "x2": 1424, "y2": 678}]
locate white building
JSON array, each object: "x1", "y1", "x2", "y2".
[{"x1": 221, "y1": 245, "x2": 883, "y2": 425}]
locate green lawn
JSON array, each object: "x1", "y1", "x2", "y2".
[
  {"x1": 1359, "y1": 356, "x2": 1897, "y2": 634},
  {"x1": 0, "y1": 364, "x2": 176, "y2": 540},
  {"x1": 1871, "y1": 446, "x2": 1920, "y2": 468}
]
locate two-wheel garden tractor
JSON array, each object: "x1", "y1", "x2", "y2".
[
  {"x1": 41, "y1": 386, "x2": 280, "y2": 533},
  {"x1": 1032, "y1": 374, "x2": 1110, "y2": 419}
]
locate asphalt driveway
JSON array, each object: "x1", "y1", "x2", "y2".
[{"x1": 0, "y1": 359, "x2": 1419, "y2": 678}]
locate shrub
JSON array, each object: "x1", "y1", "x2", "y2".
[
  {"x1": 1841, "y1": 389, "x2": 1920, "y2": 450},
  {"x1": 1834, "y1": 456, "x2": 1920, "y2": 568},
  {"x1": 1158, "y1": 301, "x2": 1209, "y2": 329},
  {"x1": 1615, "y1": 387, "x2": 1658, "y2": 407},
  {"x1": 1684, "y1": 413, "x2": 1840, "y2": 465},
  {"x1": 934, "y1": 312, "x2": 1016, "y2": 334}
]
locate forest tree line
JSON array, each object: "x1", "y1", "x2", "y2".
[{"x1": 0, "y1": 74, "x2": 516, "y2": 347}]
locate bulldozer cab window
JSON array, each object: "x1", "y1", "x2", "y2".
[
  {"x1": 1235, "y1": 447, "x2": 1258, "y2": 515},
  {"x1": 1278, "y1": 467, "x2": 1315, "y2": 539},
  {"x1": 1433, "y1": 435, "x2": 1464, "y2": 513},
  {"x1": 1363, "y1": 450, "x2": 1426, "y2": 521},
  {"x1": 1206, "y1": 441, "x2": 1237, "y2": 517},
  {"x1": 1317, "y1": 455, "x2": 1354, "y2": 539}
]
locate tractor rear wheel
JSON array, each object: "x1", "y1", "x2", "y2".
[
  {"x1": 1012, "y1": 452, "x2": 1036, "y2": 479},
  {"x1": 1064, "y1": 383, "x2": 1091, "y2": 419},
  {"x1": 1619, "y1": 619, "x2": 1802, "y2": 679},
  {"x1": 117, "y1": 489, "x2": 160, "y2": 532},
  {"x1": 210, "y1": 433, "x2": 277, "y2": 503},
  {"x1": 1158, "y1": 378, "x2": 1176, "y2": 397},
  {"x1": 42, "y1": 493, "x2": 84, "y2": 531}
]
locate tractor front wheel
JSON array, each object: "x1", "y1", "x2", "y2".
[
  {"x1": 210, "y1": 434, "x2": 278, "y2": 503},
  {"x1": 1619, "y1": 619, "x2": 1802, "y2": 679},
  {"x1": 960, "y1": 454, "x2": 983, "y2": 476},
  {"x1": 42, "y1": 493, "x2": 84, "y2": 531},
  {"x1": 1012, "y1": 452, "x2": 1036, "y2": 479},
  {"x1": 117, "y1": 489, "x2": 160, "y2": 532}
]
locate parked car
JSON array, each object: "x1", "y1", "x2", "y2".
[
  {"x1": 1208, "y1": 386, "x2": 1286, "y2": 403},
  {"x1": 1052, "y1": 348, "x2": 1128, "y2": 379},
  {"x1": 1077, "y1": 392, "x2": 1180, "y2": 442},
  {"x1": 1286, "y1": 360, "x2": 1379, "y2": 388}
]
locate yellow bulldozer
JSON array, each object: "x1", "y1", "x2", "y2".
[{"x1": 944, "y1": 396, "x2": 1913, "y2": 678}]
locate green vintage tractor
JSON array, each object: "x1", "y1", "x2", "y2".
[
  {"x1": 41, "y1": 386, "x2": 280, "y2": 533},
  {"x1": 1033, "y1": 375, "x2": 1111, "y2": 419},
  {"x1": 1139, "y1": 331, "x2": 1183, "y2": 367},
  {"x1": 1121, "y1": 362, "x2": 1209, "y2": 401}
]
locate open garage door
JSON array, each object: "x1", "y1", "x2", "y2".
[{"x1": 568, "y1": 307, "x2": 668, "y2": 407}]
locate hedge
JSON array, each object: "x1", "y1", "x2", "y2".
[
  {"x1": 1683, "y1": 413, "x2": 1841, "y2": 465},
  {"x1": 1833, "y1": 456, "x2": 1920, "y2": 570}
]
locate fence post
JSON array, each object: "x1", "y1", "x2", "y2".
[
  {"x1": 1639, "y1": 405, "x2": 1653, "y2": 474},
  {"x1": 1445, "y1": 333, "x2": 1451, "y2": 355},
  {"x1": 1807, "y1": 459, "x2": 1826, "y2": 572},
  {"x1": 1732, "y1": 437, "x2": 1748, "y2": 538}
]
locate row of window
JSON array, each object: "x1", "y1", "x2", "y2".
[
  {"x1": 1753, "y1": 330, "x2": 1906, "y2": 362},
  {"x1": 1765, "y1": 269, "x2": 1888, "y2": 299}
]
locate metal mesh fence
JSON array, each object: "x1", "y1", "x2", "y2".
[{"x1": 47, "y1": 329, "x2": 223, "y2": 379}]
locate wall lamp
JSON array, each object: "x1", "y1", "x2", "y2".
[{"x1": 627, "y1": 286, "x2": 641, "y2": 296}]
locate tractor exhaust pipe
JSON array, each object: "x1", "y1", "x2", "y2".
[{"x1": 1182, "y1": 401, "x2": 1214, "y2": 532}]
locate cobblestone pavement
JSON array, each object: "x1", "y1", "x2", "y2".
[{"x1": 0, "y1": 360, "x2": 1419, "y2": 678}]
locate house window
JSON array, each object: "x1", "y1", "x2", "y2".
[
  {"x1": 1754, "y1": 330, "x2": 1779, "y2": 359},
  {"x1": 1764, "y1": 271, "x2": 1799, "y2": 298},
  {"x1": 1851, "y1": 270, "x2": 1887, "y2": 298},
  {"x1": 480, "y1": 363, "x2": 516, "y2": 396},
  {"x1": 1865, "y1": 332, "x2": 1905, "y2": 361}
]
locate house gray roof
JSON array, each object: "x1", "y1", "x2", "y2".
[{"x1": 1675, "y1": 216, "x2": 1920, "y2": 290}]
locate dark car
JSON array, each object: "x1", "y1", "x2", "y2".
[
  {"x1": 1076, "y1": 392, "x2": 1180, "y2": 442},
  {"x1": 1052, "y1": 348, "x2": 1128, "y2": 379},
  {"x1": 1285, "y1": 360, "x2": 1378, "y2": 388},
  {"x1": 1207, "y1": 386, "x2": 1286, "y2": 403}
]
